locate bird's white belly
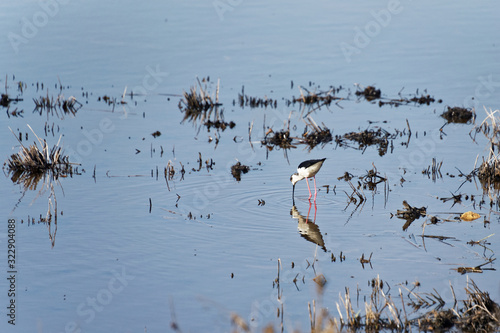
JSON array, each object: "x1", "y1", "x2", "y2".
[{"x1": 298, "y1": 164, "x2": 321, "y2": 178}]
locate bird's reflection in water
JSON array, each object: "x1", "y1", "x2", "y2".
[{"x1": 290, "y1": 202, "x2": 326, "y2": 252}]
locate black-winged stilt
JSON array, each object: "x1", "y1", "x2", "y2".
[{"x1": 290, "y1": 158, "x2": 326, "y2": 200}]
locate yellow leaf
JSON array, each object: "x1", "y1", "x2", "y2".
[{"x1": 460, "y1": 211, "x2": 480, "y2": 221}]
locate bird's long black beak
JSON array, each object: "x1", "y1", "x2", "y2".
[{"x1": 292, "y1": 183, "x2": 295, "y2": 203}]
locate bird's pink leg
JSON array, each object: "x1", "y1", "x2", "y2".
[
  {"x1": 306, "y1": 177, "x2": 312, "y2": 199},
  {"x1": 313, "y1": 176, "x2": 318, "y2": 199},
  {"x1": 306, "y1": 201, "x2": 312, "y2": 223}
]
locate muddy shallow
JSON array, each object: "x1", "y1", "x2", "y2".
[{"x1": 1, "y1": 1, "x2": 500, "y2": 332}]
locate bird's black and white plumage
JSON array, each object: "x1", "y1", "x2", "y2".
[{"x1": 290, "y1": 158, "x2": 326, "y2": 201}]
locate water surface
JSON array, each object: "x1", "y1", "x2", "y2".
[{"x1": 1, "y1": 1, "x2": 499, "y2": 332}]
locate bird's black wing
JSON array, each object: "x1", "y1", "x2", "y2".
[{"x1": 298, "y1": 158, "x2": 326, "y2": 169}]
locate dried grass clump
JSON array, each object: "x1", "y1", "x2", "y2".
[
  {"x1": 336, "y1": 276, "x2": 404, "y2": 331},
  {"x1": 224, "y1": 276, "x2": 498, "y2": 332},
  {"x1": 301, "y1": 116, "x2": 332, "y2": 150},
  {"x1": 5, "y1": 126, "x2": 76, "y2": 189},
  {"x1": 179, "y1": 84, "x2": 214, "y2": 119},
  {"x1": 457, "y1": 280, "x2": 500, "y2": 331},
  {"x1": 179, "y1": 78, "x2": 235, "y2": 135},
  {"x1": 7, "y1": 133, "x2": 69, "y2": 173},
  {"x1": 261, "y1": 129, "x2": 294, "y2": 150},
  {"x1": 471, "y1": 107, "x2": 500, "y2": 201},
  {"x1": 478, "y1": 159, "x2": 500, "y2": 186},
  {"x1": 179, "y1": 77, "x2": 221, "y2": 124}
]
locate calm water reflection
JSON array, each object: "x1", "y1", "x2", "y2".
[
  {"x1": 1, "y1": 1, "x2": 500, "y2": 332},
  {"x1": 291, "y1": 203, "x2": 327, "y2": 252}
]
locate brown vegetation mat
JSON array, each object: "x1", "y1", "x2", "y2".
[{"x1": 441, "y1": 106, "x2": 474, "y2": 124}]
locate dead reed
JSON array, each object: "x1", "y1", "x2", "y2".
[
  {"x1": 261, "y1": 112, "x2": 295, "y2": 159},
  {"x1": 422, "y1": 157, "x2": 443, "y2": 181},
  {"x1": 293, "y1": 86, "x2": 343, "y2": 106},
  {"x1": 179, "y1": 78, "x2": 222, "y2": 123},
  {"x1": 238, "y1": 89, "x2": 277, "y2": 109},
  {"x1": 33, "y1": 90, "x2": 82, "y2": 118},
  {"x1": 471, "y1": 107, "x2": 500, "y2": 202},
  {"x1": 226, "y1": 275, "x2": 498, "y2": 332},
  {"x1": 5, "y1": 125, "x2": 76, "y2": 189},
  {"x1": 300, "y1": 116, "x2": 333, "y2": 150},
  {"x1": 178, "y1": 78, "x2": 236, "y2": 134},
  {"x1": 334, "y1": 277, "x2": 499, "y2": 332}
]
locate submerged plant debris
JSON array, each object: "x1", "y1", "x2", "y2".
[
  {"x1": 1, "y1": 93, "x2": 23, "y2": 107},
  {"x1": 288, "y1": 84, "x2": 441, "y2": 110},
  {"x1": 1, "y1": 93, "x2": 10, "y2": 107},
  {"x1": 299, "y1": 117, "x2": 333, "y2": 150},
  {"x1": 441, "y1": 106, "x2": 474, "y2": 123},
  {"x1": 396, "y1": 200, "x2": 426, "y2": 230},
  {"x1": 337, "y1": 127, "x2": 395, "y2": 156},
  {"x1": 422, "y1": 157, "x2": 443, "y2": 181},
  {"x1": 179, "y1": 78, "x2": 235, "y2": 134},
  {"x1": 369, "y1": 86, "x2": 440, "y2": 107},
  {"x1": 1, "y1": 76, "x2": 24, "y2": 107},
  {"x1": 289, "y1": 86, "x2": 345, "y2": 117},
  {"x1": 262, "y1": 129, "x2": 294, "y2": 150},
  {"x1": 408, "y1": 94, "x2": 437, "y2": 105},
  {"x1": 230, "y1": 161, "x2": 249, "y2": 182},
  {"x1": 360, "y1": 165, "x2": 388, "y2": 191},
  {"x1": 33, "y1": 91, "x2": 82, "y2": 118},
  {"x1": 205, "y1": 119, "x2": 235, "y2": 131},
  {"x1": 478, "y1": 159, "x2": 500, "y2": 187},
  {"x1": 355, "y1": 85, "x2": 381, "y2": 101},
  {"x1": 455, "y1": 258, "x2": 496, "y2": 275},
  {"x1": 292, "y1": 86, "x2": 343, "y2": 105},
  {"x1": 237, "y1": 88, "x2": 277, "y2": 108}
]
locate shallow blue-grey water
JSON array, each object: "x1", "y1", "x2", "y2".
[{"x1": 1, "y1": 1, "x2": 499, "y2": 332}]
